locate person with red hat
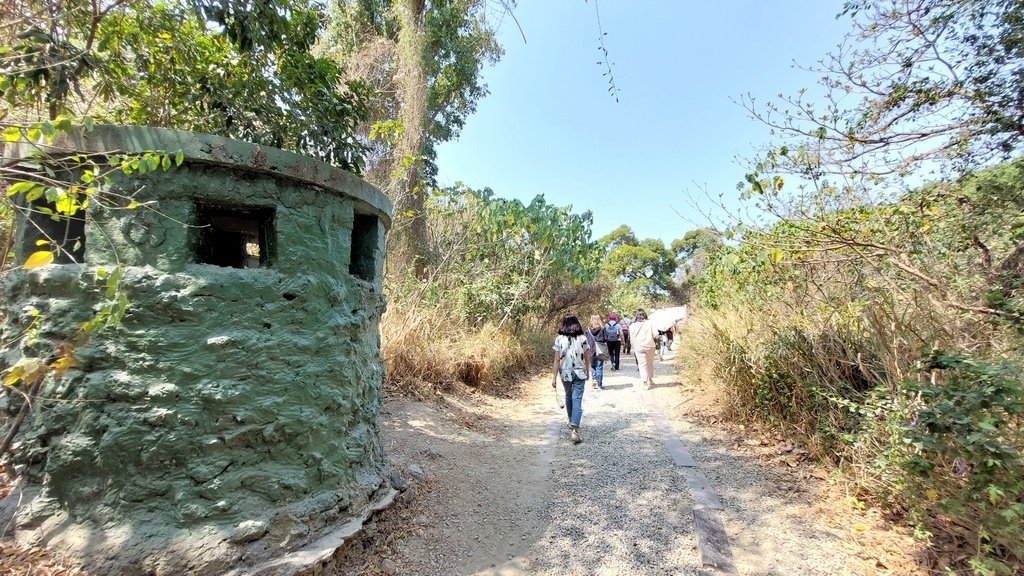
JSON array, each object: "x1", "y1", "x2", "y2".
[{"x1": 604, "y1": 312, "x2": 624, "y2": 370}]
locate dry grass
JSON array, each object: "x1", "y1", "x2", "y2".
[
  {"x1": 380, "y1": 306, "x2": 537, "y2": 396},
  {"x1": 676, "y1": 290, "x2": 981, "y2": 460},
  {"x1": 677, "y1": 288, "x2": 1024, "y2": 574}
]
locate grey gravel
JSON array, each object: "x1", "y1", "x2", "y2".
[{"x1": 333, "y1": 350, "x2": 860, "y2": 576}]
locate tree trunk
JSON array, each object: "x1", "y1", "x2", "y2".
[{"x1": 387, "y1": 0, "x2": 428, "y2": 280}]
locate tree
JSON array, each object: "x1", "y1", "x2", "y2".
[
  {"x1": 599, "y1": 224, "x2": 638, "y2": 250},
  {"x1": 323, "y1": 0, "x2": 505, "y2": 277},
  {"x1": 738, "y1": 0, "x2": 1024, "y2": 325},
  {"x1": 672, "y1": 227, "x2": 725, "y2": 278},
  {"x1": 744, "y1": 0, "x2": 1024, "y2": 182},
  {"x1": 417, "y1": 184, "x2": 600, "y2": 326},
  {"x1": 599, "y1": 226, "x2": 680, "y2": 303},
  {"x1": 2, "y1": 0, "x2": 368, "y2": 171}
]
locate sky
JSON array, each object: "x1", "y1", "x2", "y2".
[{"x1": 434, "y1": 0, "x2": 854, "y2": 247}]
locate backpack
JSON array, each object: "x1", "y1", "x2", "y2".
[{"x1": 605, "y1": 322, "x2": 620, "y2": 341}]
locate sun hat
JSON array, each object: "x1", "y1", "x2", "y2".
[{"x1": 608, "y1": 312, "x2": 619, "y2": 321}]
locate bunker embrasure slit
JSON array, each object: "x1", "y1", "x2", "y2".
[
  {"x1": 24, "y1": 198, "x2": 86, "y2": 264},
  {"x1": 195, "y1": 203, "x2": 275, "y2": 268},
  {"x1": 349, "y1": 213, "x2": 379, "y2": 281}
]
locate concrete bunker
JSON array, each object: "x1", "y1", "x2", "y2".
[{"x1": 0, "y1": 126, "x2": 395, "y2": 575}]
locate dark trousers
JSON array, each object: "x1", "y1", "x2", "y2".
[
  {"x1": 622, "y1": 333, "x2": 631, "y2": 355},
  {"x1": 607, "y1": 341, "x2": 621, "y2": 369}
]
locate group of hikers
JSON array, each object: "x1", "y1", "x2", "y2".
[{"x1": 550, "y1": 308, "x2": 676, "y2": 444}]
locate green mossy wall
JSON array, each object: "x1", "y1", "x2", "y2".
[{"x1": 0, "y1": 127, "x2": 393, "y2": 575}]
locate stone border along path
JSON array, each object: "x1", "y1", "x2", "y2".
[{"x1": 643, "y1": 388, "x2": 736, "y2": 575}]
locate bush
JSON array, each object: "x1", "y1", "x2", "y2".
[{"x1": 894, "y1": 353, "x2": 1024, "y2": 575}]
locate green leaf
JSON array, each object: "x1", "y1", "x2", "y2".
[
  {"x1": 40, "y1": 121, "x2": 56, "y2": 140},
  {"x1": 83, "y1": 116, "x2": 95, "y2": 131},
  {"x1": 174, "y1": 150, "x2": 184, "y2": 166},
  {"x1": 3, "y1": 126, "x2": 22, "y2": 142},
  {"x1": 7, "y1": 181, "x2": 42, "y2": 198},
  {"x1": 55, "y1": 193, "x2": 78, "y2": 215},
  {"x1": 26, "y1": 186, "x2": 45, "y2": 203}
]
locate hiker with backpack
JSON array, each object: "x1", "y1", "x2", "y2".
[
  {"x1": 605, "y1": 312, "x2": 624, "y2": 370},
  {"x1": 552, "y1": 314, "x2": 590, "y2": 444}
]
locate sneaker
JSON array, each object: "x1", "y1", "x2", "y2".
[{"x1": 570, "y1": 428, "x2": 583, "y2": 444}]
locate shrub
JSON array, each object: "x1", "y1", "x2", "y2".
[{"x1": 895, "y1": 353, "x2": 1024, "y2": 575}]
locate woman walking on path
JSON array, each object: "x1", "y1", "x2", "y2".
[
  {"x1": 586, "y1": 314, "x2": 608, "y2": 390},
  {"x1": 630, "y1": 308, "x2": 657, "y2": 389},
  {"x1": 604, "y1": 312, "x2": 624, "y2": 370},
  {"x1": 552, "y1": 314, "x2": 590, "y2": 443}
]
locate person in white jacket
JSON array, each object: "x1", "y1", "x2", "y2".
[{"x1": 629, "y1": 308, "x2": 657, "y2": 389}]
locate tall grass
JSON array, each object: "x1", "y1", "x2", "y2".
[
  {"x1": 679, "y1": 289, "x2": 1024, "y2": 574},
  {"x1": 380, "y1": 305, "x2": 539, "y2": 395}
]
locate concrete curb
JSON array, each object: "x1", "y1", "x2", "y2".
[{"x1": 643, "y1": 393, "x2": 737, "y2": 575}]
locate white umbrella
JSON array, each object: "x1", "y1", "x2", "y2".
[{"x1": 648, "y1": 306, "x2": 688, "y2": 332}]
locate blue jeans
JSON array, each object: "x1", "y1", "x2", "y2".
[
  {"x1": 562, "y1": 377, "x2": 585, "y2": 427},
  {"x1": 591, "y1": 355, "x2": 604, "y2": 387}
]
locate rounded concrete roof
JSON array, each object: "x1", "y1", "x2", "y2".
[{"x1": 9, "y1": 125, "x2": 393, "y2": 227}]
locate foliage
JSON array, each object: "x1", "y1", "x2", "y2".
[
  {"x1": 1, "y1": 0, "x2": 368, "y2": 171},
  {"x1": 896, "y1": 353, "x2": 1024, "y2": 575},
  {"x1": 745, "y1": 0, "x2": 1024, "y2": 181},
  {"x1": 680, "y1": 160, "x2": 1024, "y2": 573},
  {"x1": 672, "y1": 227, "x2": 725, "y2": 277},
  {"x1": 598, "y1": 226, "x2": 682, "y2": 307},
  {"x1": 402, "y1": 184, "x2": 600, "y2": 327}
]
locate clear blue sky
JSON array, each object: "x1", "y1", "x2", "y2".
[{"x1": 435, "y1": 0, "x2": 853, "y2": 247}]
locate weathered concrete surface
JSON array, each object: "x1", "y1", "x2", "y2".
[{"x1": 0, "y1": 127, "x2": 393, "y2": 575}]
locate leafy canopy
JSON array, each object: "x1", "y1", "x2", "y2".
[{"x1": 2, "y1": 0, "x2": 369, "y2": 171}]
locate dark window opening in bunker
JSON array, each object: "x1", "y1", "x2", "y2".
[
  {"x1": 24, "y1": 197, "x2": 86, "y2": 264},
  {"x1": 195, "y1": 203, "x2": 275, "y2": 268},
  {"x1": 349, "y1": 213, "x2": 379, "y2": 282}
]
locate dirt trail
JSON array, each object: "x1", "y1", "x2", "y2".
[{"x1": 333, "y1": 348, "x2": 924, "y2": 575}]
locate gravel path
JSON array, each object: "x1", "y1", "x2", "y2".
[{"x1": 333, "y1": 348, "x2": 860, "y2": 575}]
